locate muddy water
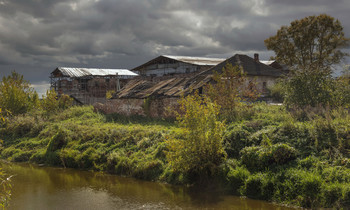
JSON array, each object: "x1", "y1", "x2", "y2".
[{"x1": 1, "y1": 162, "x2": 295, "y2": 210}]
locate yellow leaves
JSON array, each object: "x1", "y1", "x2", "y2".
[
  {"x1": 0, "y1": 108, "x2": 4, "y2": 122},
  {"x1": 106, "y1": 90, "x2": 116, "y2": 99},
  {"x1": 166, "y1": 93, "x2": 226, "y2": 175}
]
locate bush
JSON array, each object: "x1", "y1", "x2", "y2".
[
  {"x1": 223, "y1": 124, "x2": 251, "y2": 158},
  {"x1": 282, "y1": 169, "x2": 323, "y2": 208},
  {"x1": 1, "y1": 115, "x2": 45, "y2": 138},
  {"x1": 268, "y1": 80, "x2": 285, "y2": 102},
  {"x1": 240, "y1": 143, "x2": 297, "y2": 171},
  {"x1": 226, "y1": 166, "x2": 250, "y2": 194},
  {"x1": 241, "y1": 173, "x2": 274, "y2": 200},
  {"x1": 321, "y1": 183, "x2": 343, "y2": 208},
  {"x1": 133, "y1": 160, "x2": 164, "y2": 181},
  {"x1": 271, "y1": 143, "x2": 297, "y2": 164},
  {"x1": 59, "y1": 149, "x2": 80, "y2": 168},
  {"x1": 284, "y1": 69, "x2": 336, "y2": 109},
  {"x1": 166, "y1": 94, "x2": 226, "y2": 179}
]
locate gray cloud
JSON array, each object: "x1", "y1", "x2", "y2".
[{"x1": 0, "y1": 0, "x2": 349, "y2": 90}]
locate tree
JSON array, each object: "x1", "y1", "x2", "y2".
[
  {"x1": 0, "y1": 71, "x2": 38, "y2": 116},
  {"x1": 40, "y1": 89, "x2": 73, "y2": 114},
  {"x1": 265, "y1": 14, "x2": 349, "y2": 72},
  {"x1": 205, "y1": 63, "x2": 258, "y2": 121},
  {"x1": 334, "y1": 70, "x2": 350, "y2": 107},
  {"x1": 166, "y1": 93, "x2": 226, "y2": 178},
  {"x1": 284, "y1": 69, "x2": 336, "y2": 108}
]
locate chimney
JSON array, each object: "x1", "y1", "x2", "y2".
[{"x1": 254, "y1": 53, "x2": 259, "y2": 62}]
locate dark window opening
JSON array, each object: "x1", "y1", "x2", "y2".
[{"x1": 262, "y1": 82, "x2": 267, "y2": 92}]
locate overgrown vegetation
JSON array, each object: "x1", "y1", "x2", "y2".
[
  {"x1": 0, "y1": 71, "x2": 39, "y2": 116},
  {"x1": 1, "y1": 103, "x2": 350, "y2": 208},
  {"x1": 1, "y1": 14, "x2": 350, "y2": 209},
  {"x1": 0, "y1": 166, "x2": 11, "y2": 209},
  {"x1": 206, "y1": 63, "x2": 258, "y2": 121},
  {"x1": 166, "y1": 93, "x2": 226, "y2": 181}
]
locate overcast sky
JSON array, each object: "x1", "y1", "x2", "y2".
[{"x1": 0, "y1": 0, "x2": 350, "y2": 95}]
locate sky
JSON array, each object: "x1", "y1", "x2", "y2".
[{"x1": 0, "y1": 0, "x2": 350, "y2": 96}]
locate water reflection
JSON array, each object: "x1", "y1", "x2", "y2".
[{"x1": 1, "y1": 162, "x2": 295, "y2": 210}]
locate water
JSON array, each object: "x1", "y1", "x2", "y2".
[{"x1": 1, "y1": 162, "x2": 295, "y2": 210}]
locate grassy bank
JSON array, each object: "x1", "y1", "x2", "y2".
[{"x1": 1, "y1": 104, "x2": 350, "y2": 208}]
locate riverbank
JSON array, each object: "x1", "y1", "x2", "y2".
[{"x1": 1, "y1": 104, "x2": 350, "y2": 208}]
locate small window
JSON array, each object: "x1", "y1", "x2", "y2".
[{"x1": 262, "y1": 82, "x2": 267, "y2": 92}]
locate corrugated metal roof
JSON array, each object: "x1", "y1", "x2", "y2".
[
  {"x1": 55, "y1": 67, "x2": 138, "y2": 78},
  {"x1": 163, "y1": 55, "x2": 226, "y2": 66},
  {"x1": 132, "y1": 55, "x2": 226, "y2": 72}
]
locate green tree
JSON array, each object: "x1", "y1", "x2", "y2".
[
  {"x1": 265, "y1": 14, "x2": 349, "y2": 108},
  {"x1": 265, "y1": 14, "x2": 349, "y2": 72},
  {"x1": 166, "y1": 93, "x2": 226, "y2": 178},
  {"x1": 334, "y1": 72, "x2": 350, "y2": 107},
  {"x1": 40, "y1": 89, "x2": 60, "y2": 114},
  {"x1": 0, "y1": 71, "x2": 38, "y2": 116},
  {"x1": 40, "y1": 89, "x2": 73, "y2": 114},
  {"x1": 284, "y1": 69, "x2": 336, "y2": 108}
]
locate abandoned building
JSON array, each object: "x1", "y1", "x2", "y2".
[
  {"x1": 132, "y1": 55, "x2": 225, "y2": 78},
  {"x1": 50, "y1": 67, "x2": 138, "y2": 104},
  {"x1": 201, "y1": 53, "x2": 287, "y2": 95},
  {"x1": 96, "y1": 53, "x2": 287, "y2": 117},
  {"x1": 95, "y1": 75, "x2": 212, "y2": 117}
]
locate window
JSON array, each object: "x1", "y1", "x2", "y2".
[{"x1": 262, "y1": 82, "x2": 267, "y2": 92}]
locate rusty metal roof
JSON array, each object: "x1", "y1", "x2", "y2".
[{"x1": 52, "y1": 67, "x2": 138, "y2": 78}]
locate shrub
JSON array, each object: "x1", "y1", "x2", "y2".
[
  {"x1": 226, "y1": 166, "x2": 250, "y2": 194},
  {"x1": 166, "y1": 93, "x2": 226, "y2": 179},
  {"x1": 342, "y1": 185, "x2": 350, "y2": 206},
  {"x1": 46, "y1": 128, "x2": 68, "y2": 152},
  {"x1": 59, "y1": 149, "x2": 80, "y2": 168},
  {"x1": 282, "y1": 169, "x2": 323, "y2": 208},
  {"x1": 267, "y1": 80, "x2": 285, "y2": 102},
  {"x1": 133, "y1": 160, "x2": 164, "y2": 181},
  {"x1": 271, "y1": 143, "x2": 297, "y2": 164},
  {"x1": 240, "y1": 143, "x2": 297, "y2": 171},
  {"x1": 223, "y1": 124, "x2": 251, "y2": 158},
  {"x1": 1, "y1": 115, "x2": 45, "y2": 138},
  {"x1": 241, "y1": 173, "x2": 274, "y2": 200},
  {"x1": 321, "y1": 183, "x2": 343, "y2": 208}
]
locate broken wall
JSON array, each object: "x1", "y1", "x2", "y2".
[{"x1": 95, "y1": 97, "x2": 180, "y2": 118}]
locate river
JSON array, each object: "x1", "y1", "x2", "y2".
[{"x1": 1, "y1": 162, "x2": 296, "y2": 210}]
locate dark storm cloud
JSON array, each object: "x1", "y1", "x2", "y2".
[{"x1": 0, "y1": 0, "x2": 349, "y2": 91}]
